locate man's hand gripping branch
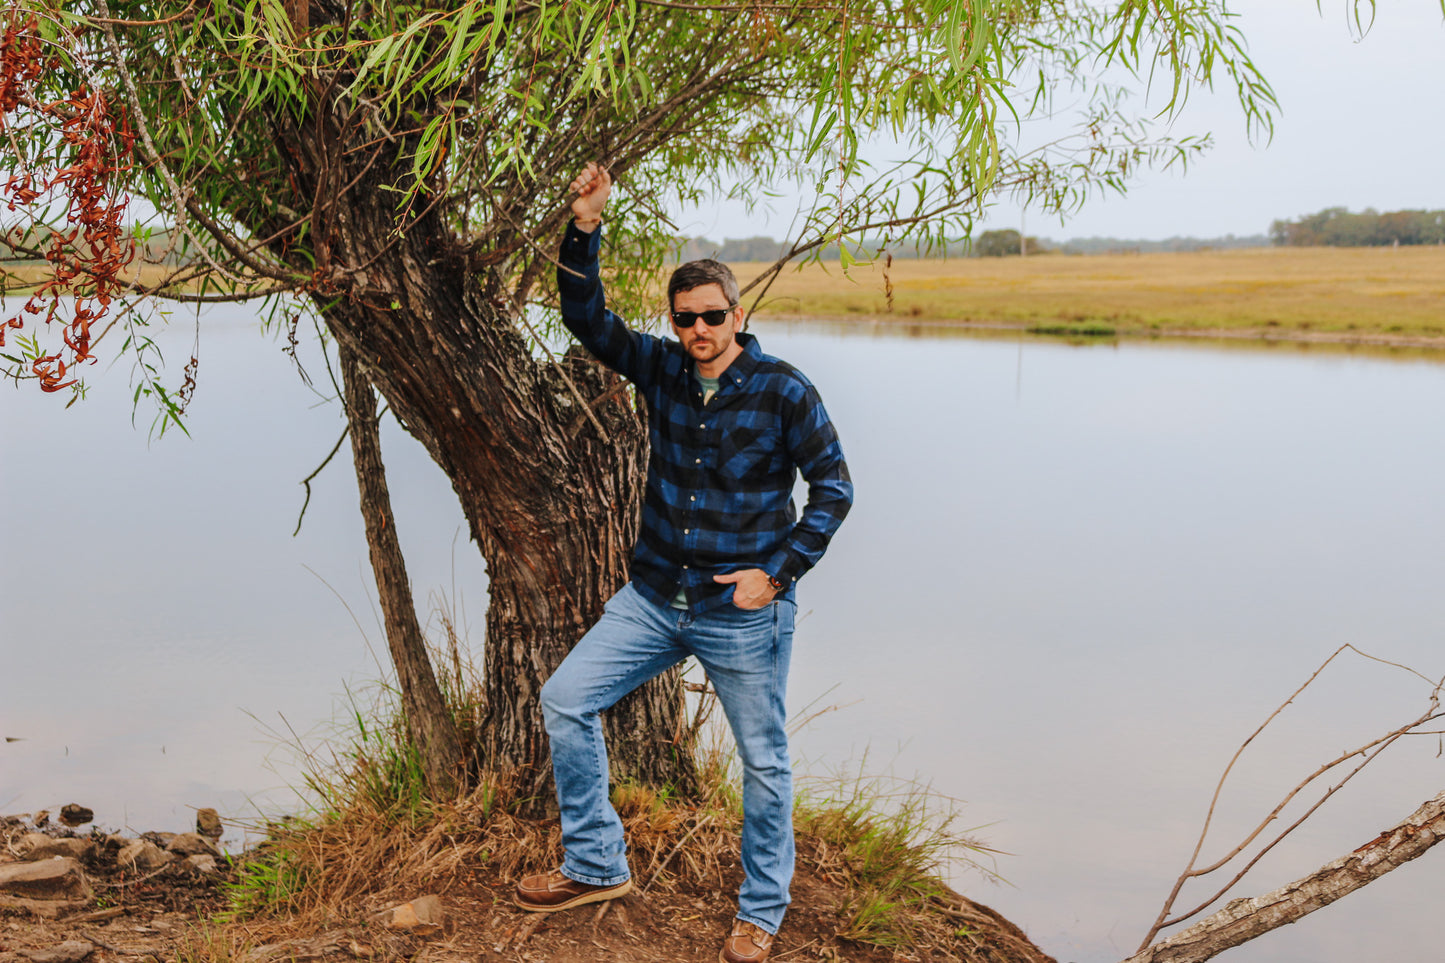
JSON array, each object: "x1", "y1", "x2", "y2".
[{"x1": 569, "y1": 163, "x2": 611, "y2": 233}]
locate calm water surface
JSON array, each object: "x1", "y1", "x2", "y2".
[{"x1": 3, "y1": 307, "x2": 1444, "y2": 963}]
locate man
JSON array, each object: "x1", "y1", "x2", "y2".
[{"x1": 514, "y1": 163, "x2": 852, "y2": 963}]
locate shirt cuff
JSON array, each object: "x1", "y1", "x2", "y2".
[
  {"x1": 563, "y1": 218, "x2": 602, "y2": 258},
  {"x1": 764, "y1": 550, "x2": 803, "y2": 588}
]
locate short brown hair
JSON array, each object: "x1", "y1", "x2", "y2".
[{"x1": 667, "y1": 259, "x2": 739, "y2": 309}]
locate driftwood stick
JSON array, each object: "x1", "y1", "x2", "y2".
[
  {"x1": 65, "y1": 907, "x2": 126, "y2": 924},
  {"x1": 80, "y1": 931, "x2": 162, "y2": 956},
  {"x1": 1140, "y1": 644, "x2": 1443, "y2": 946},
  {"x1": 512, "y1": 912, "x2": 547, "y2": 948},
  {"x1": 1122, "y1": 789, "x2": 1445, "y2": 963}
]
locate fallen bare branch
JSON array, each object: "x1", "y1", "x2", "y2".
[
  {"x1": 1140, "y1": 644, "x2": 1444, "y2": 946},
  {"x1": 1122, "y1": 790, "x2": 1445, "y2": 963}
]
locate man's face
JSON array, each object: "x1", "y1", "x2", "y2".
[{"x1": 670, "y1": 283, "x2": 742, "y2": 366}]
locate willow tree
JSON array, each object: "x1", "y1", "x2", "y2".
[{"x1": 2, "y1": 0, "x2": 1279, "y2": 794}]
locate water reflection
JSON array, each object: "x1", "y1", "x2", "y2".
[
  {"x1": 760, "y1": 315, "x2": 1445, "y2": 363},
  {"x1": 3, "y1": 308, "x2": 1443, "y2": 963}
]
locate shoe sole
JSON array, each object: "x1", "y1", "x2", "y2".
[
  {"x1": 514, "y1": 878, "x2": 633, "y2": 913},
  {"x1": 718, "y1": 950, "x2": 769, "y2": 963}
]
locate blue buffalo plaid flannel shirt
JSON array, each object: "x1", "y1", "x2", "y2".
[{"x1": 558, "y1": 221, "x2": 853, "y2": 616}]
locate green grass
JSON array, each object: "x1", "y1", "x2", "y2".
[
  {"x1": 1026, "y1": 321, "x2": 1117, "y2": 337},
  {"x1": 795, "y1": 766, "x2": 1002, "y2": 948}
]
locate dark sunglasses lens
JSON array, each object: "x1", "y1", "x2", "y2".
[{"x1": 672, "y1": 309, "x2": 731, "y2": 327}]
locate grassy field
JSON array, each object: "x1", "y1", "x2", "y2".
[
  {"x1": 9, "y1": 245, "x2": 1443, "y2": 346},
  {"x1": 731, "y1": 246, "x2": 1445, "y2": 344}
]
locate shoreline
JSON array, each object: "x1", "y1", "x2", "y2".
[{"x1": 752, "y1": 312, "x2": 1445, "y2": 354}]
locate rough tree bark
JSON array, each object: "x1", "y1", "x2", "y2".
[
  {"x1": 1123, "y1": 790, "x2": 1445, "y2": 963},
  {"x1": 339, "y1": 343, "x2": 463, "y2": 794},
  {"x1": 253, "y1": 85, "x2": 696, "y2": 802}
]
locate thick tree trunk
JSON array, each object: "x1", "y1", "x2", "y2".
[
  {"x1": 259, "y1": 105, "x2": 696, "y2": 804},
  {"x1": 1123, "y1": 790, "x2": 1445, "y2": 963},
  {"x1": 329, "y1": 274, "x2": 695, "y2": 804},
  {"x1": 339, "y1": 343, "x2": 463, "y2": 795}
]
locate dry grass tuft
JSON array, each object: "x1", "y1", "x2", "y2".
[
  {"x1": 214, "y1": 663, "x2": 1037, "y2": 962},
  {"x1": 222, "y1": 728, "x2": 1017, "y2": 958}
]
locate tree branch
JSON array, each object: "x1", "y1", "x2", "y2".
[
  {"x1": 1121, "y1": 790, "x2": 1445, "y2": 963},
  {"x1": 93, "y1": 0, "x2": 247, "y2": 285},
  {"x1": 1139, "y1": 644, "x2": 1444, "y2": 946}
]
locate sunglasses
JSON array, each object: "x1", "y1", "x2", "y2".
[{"x1": 671, "y1": 304, "x2": 738, "y2": 327}]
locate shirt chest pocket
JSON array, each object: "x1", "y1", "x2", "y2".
[{"x1": 719, "y1": 425, "x2": 785, "y2": 482}]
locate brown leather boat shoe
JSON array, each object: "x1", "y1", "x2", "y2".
[
  {"x1": 513, "y1": 869, "x2": 633, "y2": 913},
  {"x1": 719, "y1": 919, "x2": 774, "y2": 963}
]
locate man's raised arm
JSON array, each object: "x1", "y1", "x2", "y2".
[{"x1": 557, "y1": 164, "x2": 655, "y2": 383}]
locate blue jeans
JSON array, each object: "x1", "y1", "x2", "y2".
[{"x1": 540, "y1": 582, "x2": 797, "y2": 934}]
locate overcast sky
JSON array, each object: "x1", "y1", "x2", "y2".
[{"x1": 684, "y1": 0, "x2": 1445, "y2": 243}]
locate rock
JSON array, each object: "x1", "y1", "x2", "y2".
[
  {"x1": 183, "y1": 855, "x2": 219, "y2": 875},
  {"x1": 375, "y1": 894, "x2": 442, "y2": 933},
  {"x1": 0, "y1": 859, "x2": 93, "y2": 901},
  {"x1": 166, "y1": 833, "x2": 221, "y2": 859},
  {"x1": 139, "y1": 832, "x2": 175, "y2": 849},
  {"x1": 195, "y1": 808, "x2": 223, "y2": 839},
  {"x1": 57, "y1": 806, "x2": 93, "y2": 828},
  {"x1": 19, "y1": 942, "x2": 94, "y2": 963},
  {"x1": 31, "y1": 811, "x2": 49, "y2": 829},
  {"x1": 16, "y1": 835, "x2": 95, "y2": 862},
  {"x1": 115, "y1": 840, "x2": 172, "y2": 873}
]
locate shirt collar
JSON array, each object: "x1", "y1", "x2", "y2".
[{"x1": 717, "y1": 332, "x2": 762, "y2": 383}]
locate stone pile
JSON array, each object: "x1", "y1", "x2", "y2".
[
  {"x1": 0, "y1": 805, "x2": 229, "y2": 920},
  {"x1": 2, "y1": 805, "x2": 446, "y2": 963}
]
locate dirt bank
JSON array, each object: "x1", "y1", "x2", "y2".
[{"x1": 1, "y1": 808, "x2": 1055, "y2": 963}]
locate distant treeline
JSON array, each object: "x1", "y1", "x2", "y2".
[
  {"x1": 1270, "y1": 207, "x2": 1445, "y2": 247},
  {"x1": 1049, "y1": 233, "x2": 1270, "y2": 255},
  {"x1": 677, "y1": 230, "x2": 1271, "y2": 262}
]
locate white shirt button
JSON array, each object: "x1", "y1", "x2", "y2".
[
  {"x1": 690, "y1": 495, "x2": 696, "y2": 502},
  {"x1": 684, "y1": 528, "x2": 690, "y2": 534}
]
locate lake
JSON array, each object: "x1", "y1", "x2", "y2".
[{"x1": 3, "y1": 306, "x2": 1443, "y2": 963}]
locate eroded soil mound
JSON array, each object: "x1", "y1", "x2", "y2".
[{"x1": 1, "y1": 807, "x2": 1055, "y2": 963}]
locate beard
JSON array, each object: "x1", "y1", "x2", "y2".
[{"x1": 687, "y1": 334, "x2": 731, "y2": 364}]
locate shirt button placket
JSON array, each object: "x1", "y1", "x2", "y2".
[{"x1": 687, "y1": 421, "x2": 708, "y2": 599}]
